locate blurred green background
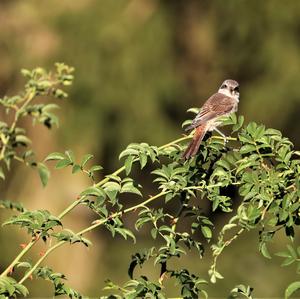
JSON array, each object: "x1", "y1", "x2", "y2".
[{"x1": 1, "y1": 0, "x2": 300, "y2": 297}]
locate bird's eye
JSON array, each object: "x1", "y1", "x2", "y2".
[
  {"x1": 234, "y1": 86, "x2": 239, "y2": 92},
  {"x1": 221, "y1": 84, "x2": 227, "y2": 89}
]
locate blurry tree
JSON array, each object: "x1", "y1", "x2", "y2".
[
  {"x1": 1, "y1": 0, "x2": 300, "y2": 297},
  {"x1": 1, "y1": 0, "x2": 300, "y2": 163}
]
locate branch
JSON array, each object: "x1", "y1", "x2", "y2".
[
  {"x1": 0, "y1": 135, "x2": 191, "y2": 278},
  {"x1": 18, "y1": 191, "x2": 168, "y2": 284},
  {"x1": 0, "y1": 90, "x2": 35, "y2": 161}
]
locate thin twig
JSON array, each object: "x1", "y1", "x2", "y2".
[{"x1": 18, "y1": 191, "x2": 168, "y2": 284}]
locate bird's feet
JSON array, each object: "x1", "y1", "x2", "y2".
[{"x1": 214, "y1": 128, "x2": 228, "y2": 146}]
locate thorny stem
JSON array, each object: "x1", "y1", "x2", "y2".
[
  {"x1": 18, "y1": 191, "x2": 168, "y2": 284},
  {"x1": 0, "y1": 134, "x2": 194, "y2": 278},
  {"x1": 0, "y1": 91, "x2": 37, "y2": 278},
  {"x1": 0, "y1": 240, "x2": 36, "y2": 278},
  {"x1": 4, "y1": 132, "x2": 232, "y2": 281}
]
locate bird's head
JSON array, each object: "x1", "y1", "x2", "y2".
[{"x1": 218, "y1": 79, "x2": 240, "y2": 99}]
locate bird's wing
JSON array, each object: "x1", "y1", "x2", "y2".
[{"x1": 186, "y1": 93, "x2": 237, "y2": 130}]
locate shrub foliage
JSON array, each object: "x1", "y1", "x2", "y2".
[{"x1": 0, "y1": 65, "x2": 300, "y2": 298}]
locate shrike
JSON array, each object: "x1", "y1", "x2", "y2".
[{"x1": 182, "y1": 79, "x2": 240, "y2": 159}]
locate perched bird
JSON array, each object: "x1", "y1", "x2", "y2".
[{"x1": 182, "y1": 79, "x2": 240, "y2": 159}]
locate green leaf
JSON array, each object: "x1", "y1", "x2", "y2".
[
  {"x1": 139, "y1": 153, "x2": 147, "y2": 169},
  {"x1": 16, "y1": 262, "x2": 32, "y2": 269},
  {"x1": 221, "y1": 223, "x2": 236, "y2": 233},
  {"x1": 15, "y1": 135, "x2": 31, "y2": 145},
  {"x1": 38, "y1": 163, "x2": 50, "y2": 187},
  {"x1": 216, "y1": 159, "x2": 231, "y2": 170},
  {"x1": 72, "y1": 164, "x2": 81, "y2": 174},
  {"x1": 265, "y1": 128, "x2": 281, "y2": 136},
  {"x1": 80, "y1": 186, "x2": 105, "y2": 197},
  {"x1": 281, "y1": 257, "x2": 295, "y2": 267},
  {"x1": 44, "y1": 152, "x2": 66, "y2": 161},
  {"x1": 21, "y1": 68, "x2": 31, "y2": 77},
  {"x1": 43, "y1": 103, "x2": 60, "y2": 112},
  {"x1": 0, "y1": 199, "x2": 25, "y2": 212},
  {"x1": 232, "y1": 115, "x2": 244, "y2": 132},
  {"x1": 80, "y1": 154, "x2": 93, "y2": 167},
  {"x1": 151, "y1": 228, "x2": 158, "y2": 239},
  {"x1": 246, "y1": 122, "x2": 257, "y2": 136},
  {"x1": 55, "y1": 158, "x2": 72, "y2": 169},
  {"x1": 276, "y1": 251, "x2": 292, "y2": 258},
  {"x1": 182, "y1": 119, "x2": 192, "y2": 128},
  {"x1": 121, "y1": 182, "x2": 142, "y2": 197},
  {"x1": 119, "y1": 148, "x2": 139, "y2": 159},
  {"x1": 201, "y1": 226, "x2": 212, "y2": 239},
  {"x1": 260, "y1": 242, "x2": 271, "y2": 259},
  {"x1": 65, "y1": 150, "x2": 75, "y2": 163},
  {"x1": 285, "y1": 281, "x2": 300, "y2": 299},
  {"x1": 125, "y1": 155, "x2": 134, "y2": 175},
  {"x1": 123, "y1": 228, "x2": 136, "y2": 243},
  {"x1": 287, "y1": 244, "x2": 297, "y2": 259},
  {"x1": 89, "y1": 165, "x2": 103, "y2": 173},
  {"x1": 187, "y1": 107, "x2": 200, "y2": 114},
  {"x1": 104, "y1": 182, "x2": 121, "y2": 202},
  {"x1": 239, "y1": 144, "x2": 256, "y2": 154}
]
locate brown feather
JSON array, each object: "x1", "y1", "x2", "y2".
[
  {"x1": 185, "y1": 93, "x2": 238, "y2": 131},
  {"x1": 182, "y1": 124, "x2": 207, "y2": 159}
]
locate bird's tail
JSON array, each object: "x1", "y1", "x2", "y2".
[{"x1": 182, "y1": 124, "x2": 207, "y2": 160}]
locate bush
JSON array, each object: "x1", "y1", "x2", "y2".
[{"x1": 0, "y1": 65, "x2": 300, "y2": 298}]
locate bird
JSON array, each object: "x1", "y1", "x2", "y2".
[{"x1": 182, "y1": 79, "x2": 240, "y2": 160}]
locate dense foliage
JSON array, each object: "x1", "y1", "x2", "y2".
[{"x1": 1, "y1": 65, "x2": 300, "y2": 298}]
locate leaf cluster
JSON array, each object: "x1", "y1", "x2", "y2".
[{"x1": 1, "y1": 67, "x2": 300, "y2": 298}]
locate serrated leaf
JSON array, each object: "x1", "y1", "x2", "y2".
[{"x1": 38, "y1": 163, "x2": 50, "y2": 187}]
